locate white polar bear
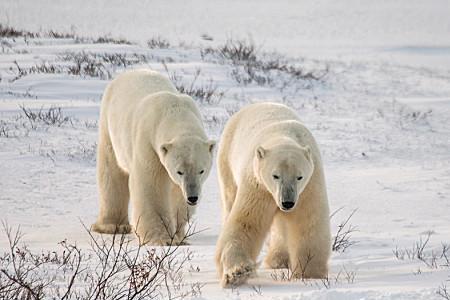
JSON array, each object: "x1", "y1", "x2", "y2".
[
  {"x1": 91, "y1": 69, "x2": 215, "y2": 245},
  {"x1": 215, "y1": 102, "x2": 331, "y2": 287}
]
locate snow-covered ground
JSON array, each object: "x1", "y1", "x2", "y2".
[{"x1": 1, "y1": 1, "x2": 450, "y2": 299}]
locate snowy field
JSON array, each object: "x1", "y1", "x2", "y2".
[{"x1": 1, "y1": 1, "x2": 450, "y2": 299}]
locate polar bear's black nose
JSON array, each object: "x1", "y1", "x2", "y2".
[
  {"x1": 281, "y1": 201, "x2": 295, "y2": 210},
  {"x1": 187, "y1": 196, "x2": 198, "y2": 205}
]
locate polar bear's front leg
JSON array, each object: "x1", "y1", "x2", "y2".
[
  {"x1": 287, "y1": 233, "x2": 330, "y2": 279},
  {"x1": 285, "y1": 197, "x2": 331, "y2": 279},
  {"x1": 129, "y1": 163, "x2": 176, "y2": 246},
  {"x1": 215, "y1": 186, "x2": 277, "y2": 287},
  {"x1": 264, "y1": 212, "x2": 289, "y2": 269},
  {"x1": 171, "y1": 183, "x2": 195, "y2": 245}
]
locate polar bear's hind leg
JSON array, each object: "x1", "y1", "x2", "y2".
[{"x1": 92, "y1": 131, "x2": 131, "y2": 234}]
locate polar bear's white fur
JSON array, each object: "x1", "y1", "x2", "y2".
[
  {"x1": 215, "y1": 103, "x2": 331, "y2": 287},
  {"x1": 91, "y1": 69, "x2": 215, "y2": 245}
]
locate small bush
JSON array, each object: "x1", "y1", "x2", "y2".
[
  {"x1": 61, "y1": 52, "x2": 149, "y2": 78},
  {"x1": 0, "y1": 23, "x2": 37, "y2": 38},
  {"x1": 214, "y1": 39, "x2": 257, "y2": 62},
  {"x1": 93, "y1": 36, "x2": 132, "y2": 45},
  {"x1": 47, "y1": 30, "x2": 77, "y2": 39},
  {"x1": 202, "y1": 39, "x2": 328, "y2": 86},
  {"x1": 147, "y1": 37, "x2": 171, "y2": 49},
  {"x1": 163, "y1": 63, "x2": 224, "y2": 104},
  {"x1": 10, "y1": 61, "x2": 64, "y2": 82},
  {"x1": 393, "y1": 232, "x2": 450, "y2": 269},
  {"x1": 331, "y1": 208, "x2": 358, "y2": 253},
  {"x1": 67, "y1": 141, "x2": 97, "y2": 163},
  {"x1": 63, "y1": 53, "x2": 111, "y2": 79},
  {"x1": 438, "y1": 283, "x2": 450, "y2": 300},
  {"x1": 20, "y1": 105, "x2": 72, "y2": 128},
  {"x1": 0, "y1": 121, "x2": 12, "y2": 138}
]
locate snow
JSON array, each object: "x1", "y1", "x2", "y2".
[{"x1": 1, "y1": 1, "x2": 450, "y2": 299}]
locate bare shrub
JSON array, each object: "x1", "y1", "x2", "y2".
[
  {"x1": 11, "y1": 51, "x2": 150, "y2": 82},
  {"x1": 9, "y1": 60, "x2": 64, "y2": 82},
  {"x1": 0, "y1": 23, "x2": 134, "y2": 46},
  {"x1": 9, "y1": 51, "x2": 146, "y2": 81},
  {"x1": 47, "y1": 30, "x2": 77, "y2": 39},
  {"x1": 377, "y1": 100, "x2": 433, "y2": 130},
  {"x1": 67, "y1": 141, "x2": 97, "y2": 163},
  {"x1": 20, "y1": 105, "x2": 72, "y2": 128},
  {"x1": 0, "y1": 121, "x2": 12, "y2": 138},
  {"x1": 269, "y1": 251, "x2": 315, "y2": 283},
  {"x1": 0, "y1": 115, "x2": 31, "y2": 138},
  {"x1": 393, "y1": 232, "x2": 450, "y2": 270},
  {"x1": 0, "y1": 221, "x2": 203, "y2": 300},
  {"x1": 93, "y1": 36, "x2": 132, "y2": 45},
  {"x1": 270, "y1": 264, "x2": 357, "y2": 287},
  {"x1": 4, "y1": 87, "x2": 37, "y2": 99},
  {"x1": 202, "y1": 39, "x2": 257, "y2": 62},
  {"x1": 336, "y1": 265, "x2": 356, "y2": 284},
  {"x1": 270, "y1": 268, "x2": 294, "y2": 282},
  {"x1": 438, "y1": 283, "x2": 450, "y2": 300},
  {"x1": 0, "y1": 23, "x2": 38, "y2": 38},
  {"x1": 163, "y1": 63, "x2": 224, "y2": 104},
  {"x1": 63, "y1": 53, "x2": 111, "y2": 79},
  {"x1": 84, "y1": 120, "x2": 98, "y2": 129},
  {"x1": 147, "y1": 37, "x2": 171, "y2": 49},
  {"x1": 202, "y1": 39, "x2": 328, "y2": 86},
  {"x1": 331, "y1": 208, "x2": 358, "y2": 253},
  {"x1": 60, "y1": 52, "x2": 149, "y2": 78},
  {"x1": 251, "y1": 285, "x2": 262, "y2": 296},
  {"x1": 230, "y1": 62, "x2": 272, "y2": 86}
]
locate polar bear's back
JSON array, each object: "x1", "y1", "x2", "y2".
[
  {"x1": 102, "y1": 69, "x2": 177, "y2": 108},
  {"x1": 222, "y1": 102, "x2": 298, "y2": 151}
]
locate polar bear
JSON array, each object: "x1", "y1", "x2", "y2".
[
  {"x1": 91, "y1": 69, "x2": 215, "y2": 245},
  {"x1": 215, "y1": 102, "x2": 331, "y2": 287}
]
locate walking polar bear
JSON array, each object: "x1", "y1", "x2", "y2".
[
  {"x1": 91, "y1": 69, "x2": 215, "y2": 245},
  {"x1": 215, "y1": 103, "x2": 331, "y2": 287}
]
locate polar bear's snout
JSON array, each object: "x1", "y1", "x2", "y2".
[
  {"x1": 183, "y1": 179, "x2": 201, "y2": 206},
  {"x1": 187, "y1": 196, "x2": 198, "y2": 205},
  {"x1": 279, "y1": 184, "x2": 297, "y2": 211}
]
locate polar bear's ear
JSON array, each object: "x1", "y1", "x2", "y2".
[
  {"x1": 160, "y1": 143, "x2": 172, "y2": 156},
  {"x1": 207, "y1": 140, "x2": 216, "y2": 153},
  {"x1": 256, "y1": 146, "x2": 266, "y2": 159}
]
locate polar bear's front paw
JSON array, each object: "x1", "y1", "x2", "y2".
[
  {"x1": 221, "y1": 263, "x2": 255, "y2": 288},
  {"x1": 91, "y1": 223, "x2": 132, "y2": 234}
]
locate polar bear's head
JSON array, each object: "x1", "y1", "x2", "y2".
[
  {"x1": 159, "y1": 136, "x2": 215, "y2": 206},
  {"x1": 253, "y1": 143, "x2": 314, "y2": 212}
]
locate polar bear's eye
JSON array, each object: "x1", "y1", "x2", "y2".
[
  {"x1": 273, "y1": 175, "x2": 280, "y2": 180},
  {"x1": 177, "y1": 171, "x2": 184, "y2": 176},
  {"x1": 297, "y1": 176, "x2": 303, "y2": 181},
  {"x1": 199, "y1": 170, "x2": 205, "y2": 174}
]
